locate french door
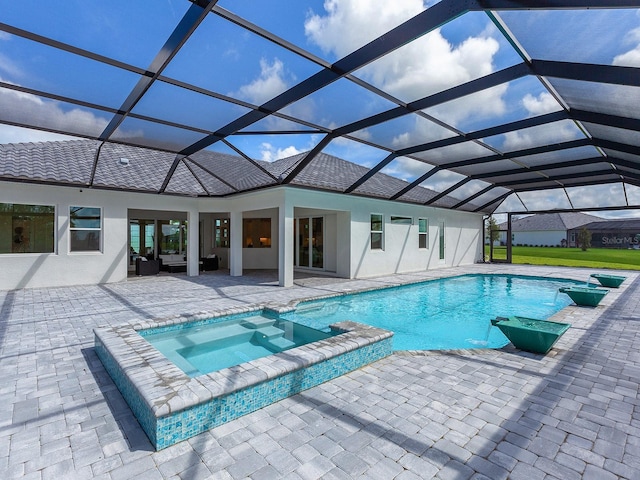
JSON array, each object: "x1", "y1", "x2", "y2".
[
  {"x1": 294, "y1": 217, "x2": 324, "y2": 269},
  {"x1": 129, "y1": 219, "x2": 155, "y2": 268}
]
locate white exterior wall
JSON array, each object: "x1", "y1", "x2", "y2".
[
  {"x1": 513, "y1": 231, "x2": 566, "y2": 247},
  {"x1": 285, "y1": 188, "x2": 483, "y2": 279},
  {"x1": 1, "y1": 183, "x2": 484, "y2": 290},
  {"x1": 346, "y1": 198, "x2": 482, "y2": 278},
  {"x1": 241, "y1": 208, "x2": 279, "y2": 270},
  {"x1": 0, "y1": 181, "x2": 199, "y2": 290}
]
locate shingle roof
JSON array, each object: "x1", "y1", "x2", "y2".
[
  {"x1": 505, "y1": 212, "x2": 603, "y2": 232},
  {"x1": 0, "y1": 139, "x2": 475, "y2": 208},
  {"x1": 0, "y1": 140, "x2": 97, "y2": 186},
  {"x1": 571, "y1": 219, "x2": 640, "y2": 231}
]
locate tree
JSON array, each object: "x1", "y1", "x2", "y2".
[
  {"x1": 486, "y1": 216, "x2": 500, "y2": 245},
  {"x1": 577, "y1": 227, "x2": 592, "y2": 251}
]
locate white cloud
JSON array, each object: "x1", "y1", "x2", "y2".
[
  {"x1": 259, "y1": 142, "x2": 303, "y2": 162},
  {"x1": 501, "y1": 122, "x2": 582, "y2": 152},
  {"x1": 522, "y1": 92, "x2": 560, "y2": 115},
  {"x1": 419, "y1": 169, "x2": 466, "y2": 193},
  {"x1": 234, "y1": 58, "x2": 290, "y2": 105},
  {"x1": 305, "y1": 0, "x2": 426, "y2": 58},
  {"x1": 613, "y1": 46, "x2": 640, "y2": 67},
  {"x1": 594, "y1": 209, "x2": 640, "y2": 219},
  {"x1": 0, "y1": 52, "x2": 26, "y2": 80},
  {"x1": 360, "y1": 30, "x2": 500, "y2": 103},
  {"x1": 306, "y1": 0, "x2": 501, "y2": 102},
  {"x1": 517, "y1": 190, "x2": 572, "y2": 211},
  {"x1": 0, "y1": 124, "x2": 74, "y2": 144},
  {"x1": 613, "y1": 26, "x2": 640, "y2": 67},
  {"x1": 304, "y1": 0, "x2": 505, "y2": 182},
  {"x1": 381, "y1": 156, "x2": 432, "y2": 181},
  {"x1": 566, "y1": 184, "x2": 628, "y2": 209},
  {"x1": 430, "y1": 83, "x2": 508, "y2": 127},
  {"x1": 0, "y1": 78, "x2": 140, "y2": 144}
]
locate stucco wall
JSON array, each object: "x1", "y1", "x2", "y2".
[
  {"x1": 0, "y1": 182, "x2": 199, "y2": 290},
  {"x1": 285, "y1": 189, "x2": 483, "y2": 279},
  {"x1": 1, "y1": 183, "x2": 484, "y2": 290},
  {"x1": 347, "y1": 199, "x2": 482, "y2": 278}
]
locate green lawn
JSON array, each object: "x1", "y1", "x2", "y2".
[{"x1": 487, "y1": 246, "x2": 640, "y2": 270}]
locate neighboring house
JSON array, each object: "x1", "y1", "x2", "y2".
[
  {"x1": 0, "y1": 140, "x2": 484, "y2": 290},
  {"x1": 568, "y1": 219, "x2": 640, "y2": 249},
  {"x1": 500, "y1": 213, "x2": 602, "y2": 247}
]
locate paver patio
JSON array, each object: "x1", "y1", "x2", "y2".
[{"x1": 1, "y1": 264, "x2": 639, "y2": 479}]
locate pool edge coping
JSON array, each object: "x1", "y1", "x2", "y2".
[{"x1": 94, "y1": 317, "x2": 393, "y2": 419}]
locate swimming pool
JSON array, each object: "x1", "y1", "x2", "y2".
[{"x1": 280, "y1": 274, "x2": 577, "y2": 350}]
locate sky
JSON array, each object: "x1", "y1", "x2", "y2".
[{"x1": 1, "y1": 0, "x2": 639, "y2": 217}]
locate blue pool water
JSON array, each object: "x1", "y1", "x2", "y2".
[
  {"x1": 279, "y1": 274, "x2": 577, "y2": 351},
  {"x1": 143, "y1": 315, "x2": 334, "y2": 376}
]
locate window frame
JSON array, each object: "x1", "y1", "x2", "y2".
[
  {"x1": 418, "y1": 217, "x2": 429, "y2": 249},
  {"x1": 438, "y1": 220, "x2": 445, "y2": 260},
  {"x1": 69, "y1": 206, "x2": 102, "y2": 253},
  {"x1": 370, "y1": 213, "x2": 384, "y2": 250},
  {"x1": 0, "y1": 202, "x2": 56, "y2": 254}
]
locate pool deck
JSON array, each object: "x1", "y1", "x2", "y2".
[{"x1": 1, "y1": 264, "x2": 639, "y2": 479}]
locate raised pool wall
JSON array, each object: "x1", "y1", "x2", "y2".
[{"x1": 94, "y1": 309, "x2": 393, "y2": 450}]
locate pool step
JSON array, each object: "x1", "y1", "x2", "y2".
[
  {"x1": 253, "y1": 326, "x2": 298, "y2": 351},
  {"x1": 268, "y1": 336, "x2": 297, "y2": 350},
  {"x1": 240, "y1": 316, "x2": 276, "y2": 329},
  {"x1": 258, "y1": 325, "x2": 288, "y2": 339}
]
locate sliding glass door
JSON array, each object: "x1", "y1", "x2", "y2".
[{"x1": 294, "y1": 217, "x2": 324, "y2": 270}]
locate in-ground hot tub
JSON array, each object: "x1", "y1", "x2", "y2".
[
  {"x1": 94, "y1": 308, "x2": 393, "y2": 450},
  {"x1": 141, "y1": 314, "x2": 337, "y2": 377}
]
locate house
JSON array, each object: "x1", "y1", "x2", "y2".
[
  {"x1": 568, "y1": 219, "x2": 640, "y2": 249},
  {"x1": 501, "y1": 213, "x2": 602, "y2": 247},
  {"x1": 0, "y1": 140, "x2": 484, "y2": 291}
]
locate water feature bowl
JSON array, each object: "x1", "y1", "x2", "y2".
[
  {"x1": 590, "y1": 273, "x2": 626, "y2": 288},
  {"x1": 559, "y1": 286, "x2": 609, "y2": 307},
  {"x1": 491, "y1": 316, "x2": 571, "y2": 354}
]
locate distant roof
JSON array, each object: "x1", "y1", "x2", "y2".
[
  {"x1": 571, "y1": 219, "x2": 640, "y2": 231},
  {"x1": 1, "y1": 2, "x2": 639, "y2": 214},
  {"x1": 503, "y1": 212, "x2": 602, "y2": 232},
  {"x1": 0, "y1": 139, "x2": 465, "y2": 208}
]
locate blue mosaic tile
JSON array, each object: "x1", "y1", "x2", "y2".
[
  {"x1": 95, "y1": 337, "x2": 158, "y2": 446},
  {"x1": 153, "y1": 337, "x2": 392, "y2": 449},
  {"x1": 96, "y1": 319, "x2": 392, "y2": 450}
]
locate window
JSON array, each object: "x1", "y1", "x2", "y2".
[
  {"x1": 243, "y1": 218, "x2": 271, "y2": 248},
  {"x1": 439, "y1": 220, "x2": 445, "y2": 260},
  {"x1": 0, "y1": 203, "x2": 55, "y2": 254},
  {"x1": 390, "y1": 216, "x2": 412, "y2": 225},
  {"x1": 214, "y1": 218, "x2": 229, "y2": 248},
  {"x1": 418, "y1": 218, "x2": 428, "y2": 249},
  {"x1": 370, "y1": 214, "x2": 383, "y2": 250},
  {"x1": 159, "y1": 220, "x2": 186, "y2": 254},
  {"x1": 70, "y1": 206, "x2": 101, "y2": 252}
]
